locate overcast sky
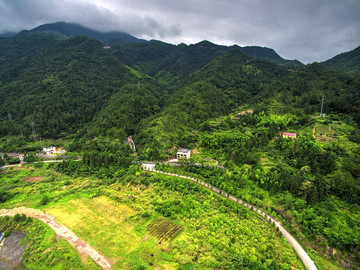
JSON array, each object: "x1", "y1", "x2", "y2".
[{"x1": 1, "y1": 0, "x2": 359, "y2": 63}]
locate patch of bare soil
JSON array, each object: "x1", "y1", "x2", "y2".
[
  {"x1": 24, "y1": 176, "x2": 44, "y2": 182},
  {"x1": 191, "y1": 148, "x2": 200, "y2": 154},
  {"x1": 0, "y1": 232, "x2": 27, "y2": 269}
]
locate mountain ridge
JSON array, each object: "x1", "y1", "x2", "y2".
[
  {"x1": 323, "y1": 45, "x2": 360, "y2": 73},
  {"x1": 6, "y1": 21, "x2": 147, "y2": 45},
  {"x1": 1, "y1": 22, "x2": 303, "y2": 68}
]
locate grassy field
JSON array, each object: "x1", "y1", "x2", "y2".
[{"x1": 45, "y1": 196, "x2": 141, "y2": 260}]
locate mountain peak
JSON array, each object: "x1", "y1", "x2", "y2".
[{"x1": 26, "y1": 22, "x2": 147, "y2": 45}]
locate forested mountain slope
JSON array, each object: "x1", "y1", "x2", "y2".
[
  {"x1": 0, "y1": 36, "x2": 137, "y2": 137},
  {"x1": 111, "y1": 40, "x2": 176, "y2": 75},
  {"x1": 88, "y1": 83, "x2": 162, "y2": 138},
  {"x1": 0, "y1": 31, "x2": 65, "y2": 65},
  {"x1": 240, "y1": 46, "x2": 303, "y2": 68},
  {"x1": 111, "y1": 40, "x2": 302, "y2": 87},
  {"x1": 136, "y1": 49, "x2": 290, "y2": 147},
  {"x1": 261, "y1": 63, "x2": 360, "y2": 122},
  {"x1": 323, "y1": 45, "x2": 360, "y2": 74}
]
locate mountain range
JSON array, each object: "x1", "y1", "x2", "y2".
[{"x1": 0, "y1": 21, "x2": 359, "y2": 142}]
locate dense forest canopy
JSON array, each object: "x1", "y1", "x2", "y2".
[{"x1": 0, "y1": 35, "x2": 138, "y2": 137}]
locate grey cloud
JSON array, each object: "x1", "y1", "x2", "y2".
[
  {"x1": 0, "y1": 0, "x2": 182, "y2": 39},
  {"x1": 0, "y1": 0, "x2": 359, "y2": 63}
]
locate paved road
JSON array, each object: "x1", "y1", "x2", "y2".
[
  {"x1": 0, "y1": 208, "x2": 112, "y2": 270},
  {"x1": 144, "y1": 168, "x2": 318, "y2": 270}
]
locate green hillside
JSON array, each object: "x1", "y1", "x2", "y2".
[
  {"x1": 261, "y1": 63, "x2": 360, "y2": 121},
  {"x1": 0, "y1": 31, "x2": 65, "y2": 65},
  {"x1": 110, "y1": 40, "x2": 302, "y2": 89},
  {"x1": 135, "y1": 48, "x2": 290, "y2": 149},
  {"x1": 89, "y1": 83, "x2": 162, "y2": 137},
  {"x1": 0, "y1": 36, "x2": 137, "y2": 138},
  {"x1": 323, "y1": 45, "x2": 360, "y2": 74},
  {"x1": 239, "y1": 46, "x2": 303, "y2": 68}
]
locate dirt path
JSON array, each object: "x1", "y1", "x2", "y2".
[
  {"x1": 0, "y1": 207, "x2": 112, "y2": 270},
  {"x1": 313, "y1": 123, "x2": 317, "y2": 139},
  {"x1": 144, "y1": 168, "x2": 318, "y2": 270}
]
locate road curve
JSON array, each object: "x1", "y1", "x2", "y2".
[
  {"x1": 144, "y1": 168, "x2": 318, "y2": 270},
  {"x1": 0, "y1": 207, "x2": 112, "y2": 270}
]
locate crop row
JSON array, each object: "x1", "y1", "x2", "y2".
[{"x1": 148, "y1": 217, "x2": 184, "y2": 240}]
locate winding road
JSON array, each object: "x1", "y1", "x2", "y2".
[
  {"x1": 143, "y1": 167, "x2": 318, "y2": 270},
  {"x1": 0, "y1": 207, "x2": 112, "y2": 270}
]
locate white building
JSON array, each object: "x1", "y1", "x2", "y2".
[
  {"x1": 42, "y1": 146, "x2": 56, "y2": 155},
  {"x1": 141, "y1": 162, "x2": 156, "y2": 170},
  {"x1": 177, "y1": 148, "x2": 191, "y2": 159},
  {"x1": 42, "y1": 146, "x2": 66, "y2": 155}
]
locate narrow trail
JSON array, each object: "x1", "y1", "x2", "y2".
[
  {"x1": 0, "y1": 207, "x2": 112, "y2": 270},
  {"x1": 144, "y1": 168, "x2": 318, "y2": 270},
  {"x1": 313, "y1": 123, "x2": 317, "y2": 139}
]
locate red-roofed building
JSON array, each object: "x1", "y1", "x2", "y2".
[
  {"x1": 280, "y1": 132, "x2": 297, "y2": 139},
  {"x1": 18, "y1": 154, "x2": 24, "y2": 162}
]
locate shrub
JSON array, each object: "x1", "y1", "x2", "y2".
[
  {"x1": 141, "y1": 212, "x2": 151, "y2": 219},
  {"x1": 4, "y1": 229, "x2": 11, "y2": 238},
  {"x1": 14, "y1": 213, "x2": 21, "y2": 222},
  {"x1": 39, "y1": 195, "x2": 50, "y2": 206},
  {"x1": 8, "y1": 158, "x2": 20, "y2": 164},
  {"x1": 64, "y1": 180, "x2": 71, "y2": 185}
]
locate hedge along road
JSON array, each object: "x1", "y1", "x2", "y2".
[
  {"x1": 0, "y1": 207, "x2": 112, "y2": 270},
  {"x1": 144, "y1": 168, "x2": 318, "y2": 270}
]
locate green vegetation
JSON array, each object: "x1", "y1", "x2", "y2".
[
  {"x1": 0, "y1": 35, "x2": 138, "y2": 138},
  {"x1": 0, "y1": 214, "x2": 83, "y2": 269},
  {"x1": 1, "y1": 26, "x2": 360, "y2": 269},
  {"x1": 1, "y1": 165, "x2": 303, "y2": 269}
]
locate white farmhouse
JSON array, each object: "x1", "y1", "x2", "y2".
[{"x1": 177, "y1": 148, "x2": 191, "y2": 159}]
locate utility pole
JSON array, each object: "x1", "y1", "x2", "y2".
[
  {"x1": 320, "y1": 94, "x2": 325, "y2": 117},
  {"x1": 8, "y1": 112, "x2": 12, "y2": 120},
  {"x1": 31, "y1": 121, "x2": 36, "y2": 140}
]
